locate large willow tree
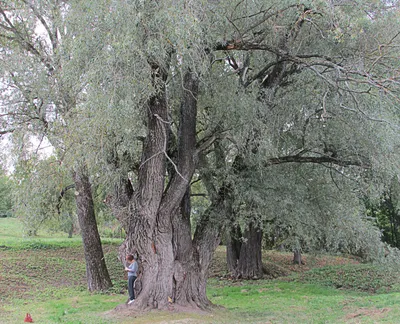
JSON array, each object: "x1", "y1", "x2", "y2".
[{"x1": 36, "y1": 0, "x2": 400, "y2": 310}]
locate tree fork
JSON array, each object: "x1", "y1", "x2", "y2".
[{"x1": 125, "y1": 70, "x2": 207, "y2": 310}]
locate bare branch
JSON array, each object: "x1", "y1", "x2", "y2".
[{"x1": 0, "y1": 128, "x2": 15, "y2": 136}]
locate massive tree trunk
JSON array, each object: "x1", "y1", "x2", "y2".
[
  {"x1": 119, "y1": 69, "x2": 222, "y2": 310},
  {"x1": 73, "y1": 165, "x2": 113, "y2": 291}
]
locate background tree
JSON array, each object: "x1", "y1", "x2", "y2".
[
  {"x1": 209, "y1": 0, "x2": 400, "y2": 277},
  {"x1": 366, "y1": 177, "x2": 400, "y2": 249},
  {"x1": 0, "y1": 0, "x2": 112, "y2": 291},
  {"x1": 12, "y1": 154, "x2": 77, "y2": 237},
  {"x1": 0, "y1": 168, "x2": 12, "y2": 218}
]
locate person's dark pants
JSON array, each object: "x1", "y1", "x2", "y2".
[{"x1": 128, "y1": 275, "x2": 137, "y2": 300}]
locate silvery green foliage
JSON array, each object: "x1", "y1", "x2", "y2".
[
  {"x1": 65, "y1": 0, "x2": 400, "y2": 257},
  {"x1": 233, "y1": 161, "x2": 373, "y2": 256},
  {"x1": 65, "y1": 1, "x2": 400, "y2": 156},
  {"x1": 0, "y1": 0, "x2": 75, "y2": 230},
  {"x1": 13, "y1": 154, "x2": 76, "y2": 236},
  {"x1": 0, "y1": 168, "x2": 12, "y2": 217},
  {"x1": 3, "y1": 0, "x2": 400, "y2": 260}
]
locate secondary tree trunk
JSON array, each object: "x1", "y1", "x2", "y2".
[
  {"x1": 226, "y1": 225, "x2": 242, "y2": 274},
  {"x1": 226, "y1": 222, "x2": 263, "y2": 279},
  {"x1": 73, "y1": 165, "x2": 113, "y2": 291},
  {"x1": 235, "y1": 222, "x2": 264, "y2": 279},
  {"x1": 171, "y1": 189, "x2": 220, "y2": 308},
  {"x1": 293, "y1": 249, "x2": 303, "y2": 265}
]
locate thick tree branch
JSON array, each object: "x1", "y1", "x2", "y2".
[
  {"x1": 161, "y1": 71, "x2": 199, "y2": 214},
  {"x1": 190, "y1": 193, "x2": 207, "y2": 197},
  {"x1": 267, "y1": 154, "x2": 369, "y2": 168},
  {"x1": 196, "y1": 133, "x2": 219, "y2": 155}
]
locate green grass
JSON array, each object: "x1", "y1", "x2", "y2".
[
  {"x1": 0, "y1": 217, "x2": 122, "y2": 250},
  {"x1": 207, "y1": 279, "x2": 400, "y2": 323},
  {"x1": 292, "y1": 264, "x2": 400, "y2": 293},
  {"x1": 2, "y1": 217, "x2": 400, "y2": 323},
  {"x1": 3, "y1": 280, "x2": 400, "y2": 323},
  {"x1": 2, "y1": 291, "x2": 125, "y2": 324}
]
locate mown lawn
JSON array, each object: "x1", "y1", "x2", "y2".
[{"x1": 1, "y1": 217, "x2": 400, "y2": 323}]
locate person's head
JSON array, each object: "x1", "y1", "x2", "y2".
[{"x1": 126, "y1": 254, "x2": 134, "y2": 263}]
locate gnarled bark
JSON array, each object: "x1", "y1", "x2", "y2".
[
  {"x1": 226, "y1": 225, "x2": 242, "y2": 274},
  {"x1": 120, "y1": 70, "x2": 221, "y2": 310},
  {"x1": 227, "y1": 221, "x2": 264, "y2": 279},
  {"x1": 236, "y1": 222, "x2": 263, "y2": 279}
]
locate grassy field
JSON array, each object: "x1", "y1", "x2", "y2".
[{"x1": 1, "y1": 217, "x2": 400, "y2": 323}]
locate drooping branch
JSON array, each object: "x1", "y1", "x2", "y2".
[
  {"x1": 21, "y1": 0, "x2": 58, "y2": 53},
  {"x1": 56, "y1": 184, "x2": 75, "y2": 215},
  {"x1": 0, "y1": 5, "x2": 54, "y2": 73},
  {"x1": 217, "y1": 37, "x2": 400, "y2": 100}
]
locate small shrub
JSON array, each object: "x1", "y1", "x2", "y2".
[{"x1": 25, "y1": 241, "x2": 55, "y2": 250}]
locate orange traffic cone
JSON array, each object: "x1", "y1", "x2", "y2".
[{"x1": 24, "y1": 313, "x2": 33, "y2": 322}]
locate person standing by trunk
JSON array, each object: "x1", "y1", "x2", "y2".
[{"x1": 125, "y1": 254, "x2": 138, "y2": 305}]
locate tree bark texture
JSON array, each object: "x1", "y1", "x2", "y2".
[
  {"x1": 109, "y1": 177, "x2": 134, "y2": 233},
  {"x1": 73, "y1": 165, "x2": 113, "y2": 291},
  {"x1": 293, "y1": 249, "x2": 303, "y2": 265},
  {"x1": 226, "y1": 225, "x2": 242, "y2": 274}
]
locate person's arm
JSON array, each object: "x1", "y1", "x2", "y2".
[
  {"x1": 132, "y1": 261, "x2": 138, "y2": 273},
  {"x1": 125, "y1": 262, "x2": 136, "y2": 272}
]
